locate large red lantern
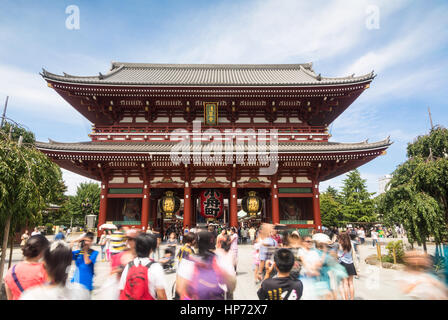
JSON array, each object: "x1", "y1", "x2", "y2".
[{"x1": 200, "y1": 189, "x2": 224, "y2": 219}]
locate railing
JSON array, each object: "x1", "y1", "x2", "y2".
[{"x1": 92, "y1": 124, "x2": 328, "y2": 135}]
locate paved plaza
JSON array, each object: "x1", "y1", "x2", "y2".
[{"x1": 2, "y1": 235, "x2": 439, "y2": 300}]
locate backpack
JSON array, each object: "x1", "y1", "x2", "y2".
[
  {"x1": 187, "y1": 255, "x2": 225, "y2": 300},
  {"x1": 120, "y1": 260, "x2": 155, "y2": 300}
]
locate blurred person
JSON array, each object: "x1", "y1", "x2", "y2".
[
  {"x1": 338, "y1": 233, "x2": 357, "y2": 300},
  {"x1": 257, "y1": 224, "x2": 278, "y2": 282},
  {"x1": 98, "y1": 230, "x2": 108, "y2": 262},
  {"x1": 371, "y1": 228, "x2": 378, "y2": 247},
  {"x1": 216, "y1": 228, "x2": 227, "y2": 249},
  {"x1": 70, "y1": 232, "x2": 99, "y2": 293},
  {"x1": 249, "y1": 226, "x2": 256, "y2": 244},
  {"x1": 177, "y1": 233, "x2": 196, "y2": 264},
  {"x1": 20, "y1": 241, "x2": 90, "y2": 300},
  {"x1": 20, "y1": 230, "x2": 30, "y2": 249},
  {"x1": 283, "y1": 231, "x2": 302, "y2": 279},
  {"x1": 253, "y1": 235, "x2": 262, "y2": 284},
  {"x1": 215, "y1": 233, "x2": 235, "y2": 299},
  {"x1": 257, "y1": 249, "x2": 303, "y2": 300},
  {"x1": 3, "y1": 235, "x2": 49, "y2": 300},
  {"x1": 119, "y1": 233, "x2": 167, "y2": 300},
  {"x1": 357, "y1": 227, "x2": 366, "y2": 245},
  {"x1": 229, "y1": 227, "x2": 239, "y2": 272},
  {"x1": 159, "y1": 249, "x2": 175, "y2": 272},
  {"x1": 166, "y1": 232, "x2": 178, "y2": 257},
  {"x1": 241, "y1": 227, "x2": 248, "y2": 244},
  {"x1": 31, "y1": 227, "x2": 41, "y2": 236},
  {"x1": 396, "y1": 250, "x2": 448, "y2": 300},
  {"x1": 54, "y1": 228, "x2": 65, "y2": 241},
  {"x1": 297, "y1": 235, "x2": 321, "y2": 299},
  {"x1": 176, "y1": 231, "x2": 236, "y2": 300},
  {"x1": 110, "y1": 225, "x2": 126, "y2": 256}
]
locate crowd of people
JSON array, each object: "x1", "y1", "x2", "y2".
[{"x1": 2, "y1": 222, "x2": 447, "y2": 300}]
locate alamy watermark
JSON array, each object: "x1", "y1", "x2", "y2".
[
  {"x1": 365, "y1": 5, "x2": 380, "y2": 30},
  {"x1": 66, "y1": 5, "x2": 80, "y2": 30},
  {"x1": 169, "y1": 121, "x2": 278, "y2": 175}
]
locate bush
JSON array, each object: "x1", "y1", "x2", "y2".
[
  {"x1": 45, "y1": 223, "x2": 54, "y2": 235},
  {"x1": 385, "y1": 240, "x2": 405, "y2": 263}
]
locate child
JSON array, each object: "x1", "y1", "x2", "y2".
[
  {"x1": 257, "y1": 248, "x2": 303, "y2": 300},
  {"x1": 159, "y1": 249, "x2": 175, "y2": 271}
]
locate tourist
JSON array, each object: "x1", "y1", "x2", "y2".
[
  {"x1": 98, "y1": 230, "x2": 108, "y2": 262},
  {"x1": 253, "y1": 235, "x2": 262, "y2": 284},
  {"x1": 110, "y1": 225, "x2": 126, "y2": 256},
  {"x1": 257, "y1": 224, "x2": 278, "y2": 281},
  {"x1": 20, "y1": 241, "x2": 90, "y2": 300},
  {"x1": 177, "y1": 233, "x2": 196, "y2": 264},
  {"x1": 215, "y1": 233, "x2": 236, "y2": 299},
  {"x1": 70, "y1": 232, "x2": 99, "y2": 293},
  {"x1": 229, "y1": 227, "x2": 239, "y2": 272},
  {"x1": 66, "y1": 227, "x2": 71, "y2": 240},
  {"x1": 166, "y1": 232, "x2": 178, "y2": 256},
  {"x1": 176, "y1": 231, "x2": 236, "y2": 300},
  {"x1": 119, "y1": 233, "x2": 168, "y2": 300},
  {"x1": 241, "y1": 227, "x2": 248, "y2": 244},
  {"x1": 31, "y1": 227, "x2": 41, "y2": 236},
  {"x1": 216, "y1": 228, "x2": 227, "y2": 249},
  {"x1": 337, "y1": 233, "x2": 357, "y2": 300},
  {"x1": 357, "y1": 227, "x2": 366, "y2": 245},
  {"x1": 396, "y1": 250, "x2": 448, "y2": 300},
  {"x1": 283, "y1": 231, "x2": 302, "y2": 279},
  {"x1": 3, "y1": 235, "x2": 49, "y2": 300},
  {"x1": 20, "y1": 230, "x2": 29, "y2": 249},
  {"x1": 297, "y1": 235, "x2": 321, "y2": 299},
  {"x1": 257, "y1": 248, "x2": 303, "y2": 300},
  {"x1": 249, "y1": 226, "x2": 256, "y2": 244},
  {"x1": 54, "y1": 228, "x2": 65, "y2": 241},
  {"x1": 371, "y1": 228, "x2": 379, "y2": 247}
]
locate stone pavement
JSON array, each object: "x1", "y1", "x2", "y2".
[{"x1": 1, "y1": 235, "x2": 439, "y2": 300}]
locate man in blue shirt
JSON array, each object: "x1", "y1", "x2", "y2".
[
  {"x1": 70, "y1": 232, "x2": 98, "y2": 292},
  {"x1": 54, "y1": 229, "x2": 65, "y2": 241}
]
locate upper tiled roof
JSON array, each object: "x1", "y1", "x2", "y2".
[
  {"x1": 35, "y1": 138, "x2": 391, "y2": 154},
  {"x1": 41, "y1": 62, "x2": 375, "y2": 87}
]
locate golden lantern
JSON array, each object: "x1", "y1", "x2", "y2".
[
  {"x1": 159, "y1": 191, "x2": 180, "y2": 219},
  {"x1": 242, "y1": 191, "x2": 262, "y2": 216}
]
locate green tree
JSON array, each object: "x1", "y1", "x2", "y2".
[
  {"x1": 320, "y1": 186, "x2": 343, "y2": 227},
  {"x1": 340, "y1": 169, "x2": 377, "y2": 224},
  {"x1": 66, "y1": 182, "x2": 101, "y2": 227},
  {"x1": 379, "y1": 126, "x2": 448, "y2": 251},
  {"x1": 0, "y1": 122, "x2": 65, "y2": 282}
]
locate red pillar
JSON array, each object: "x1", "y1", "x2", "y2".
[
  {"x1": 141, "y1": 183, "x2": 150, "y2": 231},
  {"x1": 183, "y1": 184, "x2": 192, "y2": 229},
  {"x1": 313, "y1": 182, "x2": 322, "y2": 231},
  {"x1": 97, "y1": 179, "x2": 108, "y2": 233},
  {"x1": 230, "y1": 183, "x2": 238, "y2": 228},
  {"x1": 271, "y1": 183, "x2": 280, "y2": 225}
]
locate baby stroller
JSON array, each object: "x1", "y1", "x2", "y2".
[{"x1": 160, "y1": 248, "x2": 176, "y2": 273}]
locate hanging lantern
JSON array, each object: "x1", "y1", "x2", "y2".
[
  {"x1": 200, "y1": 189, "x2": 224, "y2": 219},
  {"x1": 242, "y1": 191, "x2": 262, "y2": 216},
  {"x1": 159, "y1": 191, "x2": 180, "y2": 219}
]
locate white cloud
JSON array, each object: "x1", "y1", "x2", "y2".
[
  {"x1": 0, "y1": 64, "x2": 90, "y2": 126},
  {"x1": 61, "y1": 169, "x2": 99, "y2": 196}
]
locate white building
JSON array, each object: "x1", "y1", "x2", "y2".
[{"x1": 378, "y1": 174, "x2": 392, "y2": 194}]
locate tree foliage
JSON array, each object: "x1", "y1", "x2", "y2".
[
  {"x1": 320, "y1": 186, "x2": 343, "y2": 227},
  {"x1": 65, "y1": 182, "x2": 101, "y2": 227},
  {"x1": 379, "y1": 126, "x2": 448, "y2": 247},
  {"x1": 0, "y1": 121, "x2": 65, "y2": 281},
  {"x1": 340, "y1": 170, "x2": 377, "y2": 223}
]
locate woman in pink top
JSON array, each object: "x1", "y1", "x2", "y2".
[{"x1": 3, "y1": 235, "x2": 50, "y2": 300}]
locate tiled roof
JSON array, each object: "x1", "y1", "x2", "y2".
[
  {"x1": 35, "y1": 138, "x2": 391, "y2": 154},
  {"x1": 41, "y1": 62, "x2": 374, "y2": 86}
]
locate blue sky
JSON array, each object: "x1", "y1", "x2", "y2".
[{"x1": 1, "y1": 0, "x2": 447, "y2": 195}]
